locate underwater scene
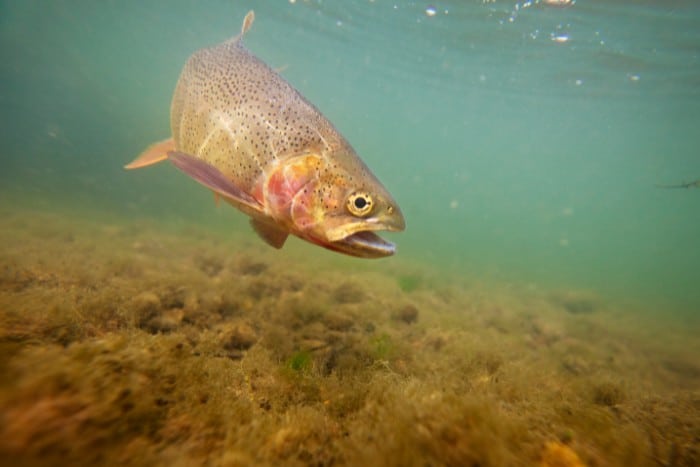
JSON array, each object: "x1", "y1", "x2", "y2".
[{"x1": 1, "y1": 1, "x2": 699, "y2": 465}]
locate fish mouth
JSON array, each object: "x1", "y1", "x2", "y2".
[
  {"x1": 319, "y1": 211, "x2": 405, "y2": 258},
  {"x1": 323, "y1": 218, "x2": 403, "y2": 258},
  {"x1": 331, "y1": 230, "x2": 396, "y2": 258}
]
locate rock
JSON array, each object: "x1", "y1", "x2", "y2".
[
  {"x1": 301, "y1": 339, "x2": 328, "y2": 351},
  {"x1": 237, "y1": 257, "x2": 268, "y2": 276},
  {"x1": 143, "y1": 308, "x2": 183, "y2": 334},
  {"x1": 332, "y1": 282, "x2": 366, "y2": 304},
  {"x1": 551, "y1": 290, "x2": 599, "y2": 314},
  {"x1": 561, "y1": 356, "x2": 590, "y2": 375},
  {"x1": 132, "y1": 291, "x2": 161, "y2": 314},
  {"x1": 540, "y1": 441, "x2": 585, "y2": 467},
  {"x1": 160, "y1": 286, "x2": 187, "y2": 309},
  {"x1": 322, "y1": 311, "x2": 354, "y2": 332},
  {"x1": 393, "y1": 304, "x2": 419, "y2": 324},
  {"x1": 592, "y1": 381, "x2": 625, "y2": 406},
  {"x1": 131, "y1": 292, "x2": 162, "y2": 326},
  {"x1": 219, "y1": 322, "x2": 258, "y2": 350},
  {"x1": 195, "y1": 255, "x2": 223, "y2": 277}
]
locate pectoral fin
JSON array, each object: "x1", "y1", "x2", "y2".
[
  {"x1": 125, "y1": 138, "x2": 175, "y2": 169},
  {"x1": 167, "y1": 151, "x2": 262, "y2": 213},
  {"x1": 250, "y1": 218, "x2": 288, "y2": 249}
]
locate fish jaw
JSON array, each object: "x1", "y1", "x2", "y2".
[
  {"x1": 300, "y1": 231, "x2": 396, "y2": 258},
  {"x1": 261, "y1": 154, "x2": 404, "y2": 258},
  {"x1": 300, "y1": 212, "x2": 404, "y2": 258},
  {"x1": 311, "y1": 227, "x2": 398, "y2": 258}
]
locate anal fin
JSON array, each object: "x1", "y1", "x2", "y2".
[
  {"x1": 125, "y1": 138, "x2": 175, "y2": 169},
  {"x1": 250, "y1": 218, "x2": 289, "y2": 249}
]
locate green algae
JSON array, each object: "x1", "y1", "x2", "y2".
[
  {"x1": 370, "y1": 333, "x2": 394, "y2": 360},
  {"x1": 287, "y1": 351, "x2": 313, "y2": 373},
  {"x1": 397, "y1": 274, "x2": 422, "y2": 293},
  {"x1": 0, "y1": 202, "x2": 698, "y2": 466}
]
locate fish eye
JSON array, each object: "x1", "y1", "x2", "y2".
[{"x1": 347, "y1": 192, "x2": 373, "y2": 217}]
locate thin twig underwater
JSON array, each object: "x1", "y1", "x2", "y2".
[{"x1": 655, "y1": 180, "x2": 700, "y2": 189}]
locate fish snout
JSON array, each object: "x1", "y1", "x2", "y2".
[
  {"x1": 387, "y1": 206, "x2": 406, "y2": 232},
  {"x1": 374, "y1": 202, "x2": 405, "y2": 233}
]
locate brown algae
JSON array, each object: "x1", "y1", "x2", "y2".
[{"x1": 0, "y1": 203, "x2": 698, "y2": 466}]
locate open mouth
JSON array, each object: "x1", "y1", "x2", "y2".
[
  {"x1": 321, "y1": 212, "x2": 404, "y2": 259},
  {"x1": 332, "y1": 231, "x2": 396, "y2": 258}
]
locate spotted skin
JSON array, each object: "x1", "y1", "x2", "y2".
[{"x1": 129, "y1": 11, "x2": 404, "y2": 258}]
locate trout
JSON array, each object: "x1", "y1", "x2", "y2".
[{"x1": 126, "y1": 11, "x2": 404, "y2": 258}]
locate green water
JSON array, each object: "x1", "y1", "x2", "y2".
[{"x1": 2, "y1": 0, "x2": 699, "y2": 312}]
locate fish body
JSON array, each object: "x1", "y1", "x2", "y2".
[{"x1": 126, "y1": 11, "x2": 404, "y2": 258}]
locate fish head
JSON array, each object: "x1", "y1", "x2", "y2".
[{"x1": 265, "y1": 153, "x2": 405, "y2": 258}]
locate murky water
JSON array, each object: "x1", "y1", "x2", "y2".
[
  {"x1": 3, "y1": 0, "x2": 699, "y2": 310},
  {"x1": 1, "y1": 1, "x2": 698, "y2": 465}
]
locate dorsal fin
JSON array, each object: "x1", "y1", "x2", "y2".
[
  {"x1": 241, "y1": 11, "x2": 254, "y2": 37},
  {"x1": 226, "y1": 10, "x2": 254, "y2": 45}
]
